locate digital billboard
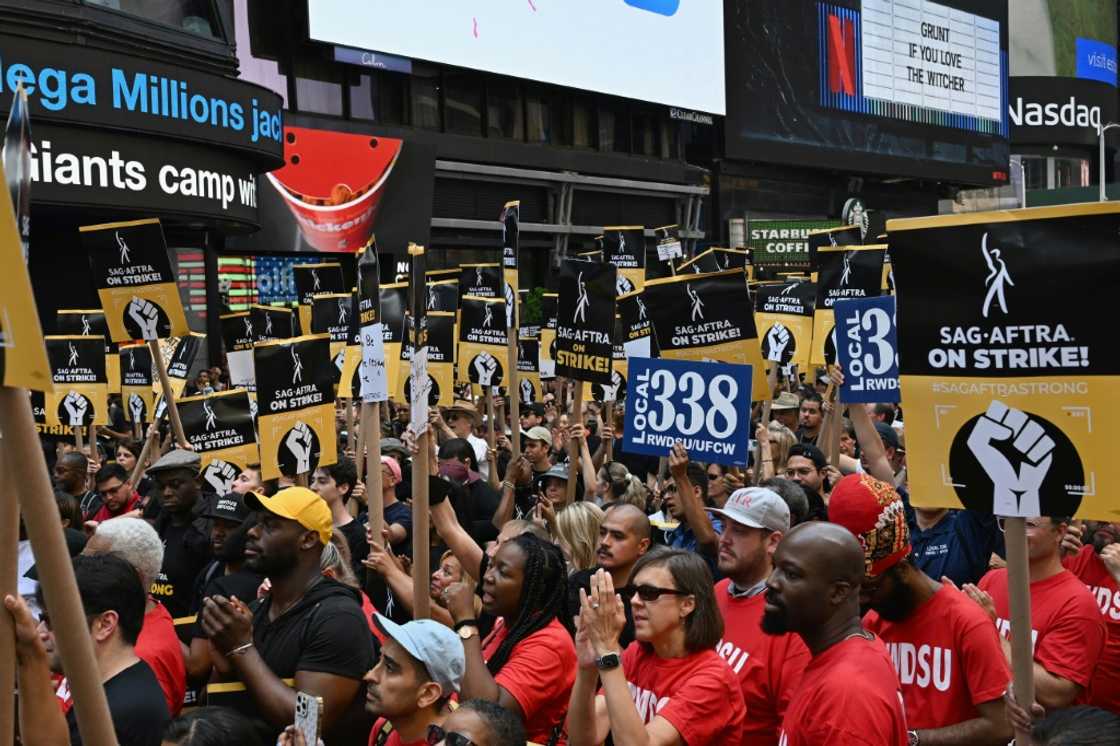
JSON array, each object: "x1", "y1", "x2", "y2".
[
  {"x1": 1009, "y1": 0, "x2": 1117, "y2": 147},
  {"x1": 726, "y1": 1, "x2": 1010, "y2": 185},
  {"x1": 307, "y1": 0, "x2": 726, "y2": 115}
]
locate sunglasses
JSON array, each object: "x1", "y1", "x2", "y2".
[
  {"x1": 622, "y1": 584, "x2": 690, "y2": 602},
  {"x1": 427, "y1": 725, "x2": 474, "y2": 746}
]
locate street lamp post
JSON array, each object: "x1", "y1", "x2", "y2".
[{"x1": 1099, "y1": 122, "x2": 1120, "y2": 201}]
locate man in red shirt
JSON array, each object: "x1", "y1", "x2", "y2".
[
  {"x1": 966, "y1": 516, "x2": 1106, "y2": 713},
  {"x1": 709, "y1": 487, "x2": 809, "y2": 745},
  {"x1": 365, "y1": 615, "x2": 464, "y2": 746},
  {"x1": 88, "y1": 463, "x2": 143, "y2": 526},
  {"x1": 1061, "y1": 521, "x2": 1120, "y2": 714},
  {"x1": 764, "y1": 522, "x2": 908, "y2": 745},
  {"x1": 829, "y1": 474, "x2": 1011, "y2": 744}
]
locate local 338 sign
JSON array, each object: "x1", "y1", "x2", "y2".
[
  {"x1": 889, "y1": 202, "x2": 1120, "y2": 519},
  {"x1": 623, "y1": 357, "x2": 753, "y2": 467},
  {"x1": 834, "y1": 296, "x2": 899, "y2": 404}
]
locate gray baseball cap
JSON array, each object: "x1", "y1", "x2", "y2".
[
  {"x1": 146, "y1": 448, "x2": 201, "y2": 475},
  {"x1": 524, "y1": 425, "x2": 552, "y2": 443},
  {"x1": 373, "y1": 614, "x2": 465, "y2": 695},
  {"x1": 707, "y1": 487, "x2": 790, "y2": 534}
]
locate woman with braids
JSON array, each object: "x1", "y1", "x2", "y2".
[
  {"x1": 566, "y1": 547, "x2": 747, "y2": 746},
  {"x1": 443, "y1": 533, "x2": 577, "y2": 745}
]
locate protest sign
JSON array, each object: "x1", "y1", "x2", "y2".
[
  {"x1": 539, "y1": 292, "x2": 558, "y2": 380},
  {"x1": 57, "y1": 309, "x2": 118, "y2": 393},
  {"x1": 119, "y1": 342, "x2": 154, "y2": 425},
  {"x1": 254, "y1": 334, "x2": 337, "y2": 480},
  {"x1": 591, "y1": 323, "x2": 628, "y2": 404},
  {"x1": 379, "y1": 282, "x2": 408, "y2": 398},
  {"x1": 649, "y1": 224, "x2": 683, "y2": 280},
  {"x1": 458, "y1": 263, "x2": 502, "y2": 298},
  {"x1": 501, "y1": 200, "x2": 520, "y2": 309},
  {"x1": 810, "y1": 245, "x2": 886, "y2": 366},
  {"x1": 311, "y1": 292, "x2": 357, "y2": 391},
  {"x1": 357, "y1": 247, "x2": 388, "y2": 402},
  {"x1": 293, "y1": 263, "x2": 344, "y2": 333},
  {"x1": 80, "y1": 218, "x2": 189, "y2": 343},
  {"x1": 834, "y1": 296, "x2": 899, "y2": 404},
  {"x1": 644, "y1": 270, "x2": 768, "y2": 396},
  {"x1": 178, "y1": 389, "x2": 259, "y2": 493},
  {"x1": 807, "y1": 224, "x2": 863, "y2": 263},
  {"x1": 220, "y1": 311, "x2": 257, "y2": 393},
  {"x1": 754, "y1": 280, "x2": 816, "y2": 368},
  {"x1": 618, "y1": 290, "x2": 654, "y2": 360},
  {"x1": 426, "y1": 279, "x2": 459, "y2": 313},
  {"x1": 889, "y1": 202, "x2": 1120, "y2": 520},
  {"x1": 623, "y1": 357, "x2": 753, "y2": 466},
  {"x1": 556, "y1": 259, "x2": 616, "y2": 385},
  {"x1": 603, "y1": 225, "x2": 646, "y2": 295},
  {"x1": 44, "y1": 336, "x2": 107, "y2": 427},
  {"x1": 677, "y1": 247, "x2": 747, "y2": 275},
  {"x1": 404, "y1": 311, "x2": 453, "y2": 407},
  {"x1": 164, "y1": 332, "x2": 205, "y2": 399},
  {"x1": 516, "y1": 332, "x2": 542, "y2": 404},
  {"x1": 250, "y1": 304, "x2": 295, "y2": 341},
  {"x1": 457, "y1": 296, "x2": 507, "y2": 387}
]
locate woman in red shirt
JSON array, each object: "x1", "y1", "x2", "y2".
[
  {"x1": 566, "y1": 547, "x2": 747, "y2": 746},
  {"x1": 444, "y1": 533, "x2": 576, "y2": 745}
]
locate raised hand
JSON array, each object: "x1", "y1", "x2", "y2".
[
  {"x1": 967, "y1": 401, "x2": 1055, "y2": 516},
  {"x1": 63, "y1": 392, "x2": 89, "y2": 426},
  {"x1": 765, "y1": 323, "x2": 791, "y2": 362},
  {"x1": 203, "y1": 460, "x2": 239, "y2": 494},
  {"x1": 128, "y1": 297, "x2": 160, "y2": 339},
  {"x1": 286, "y1": 421, "x2": 314, "y2": 474}
]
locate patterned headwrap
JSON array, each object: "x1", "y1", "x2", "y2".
[{"x1": 828, "y1": 473, "x2": 910, "y2": 576}]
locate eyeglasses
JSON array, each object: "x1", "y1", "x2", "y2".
[
  {"x1": 622, "y1": 584, "x2": 690, "y2": 602},
  {"x1": 427, "y1": 725, "x2": 474, "y2": 746},
  {"x1": 707, "y1": 473, "x2": 721, "y2": 481}
]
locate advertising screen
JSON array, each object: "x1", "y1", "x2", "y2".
[
  {"x1": 307, "y1": 0, "x2": 726, "y2": 115},
  {"x1": 726, "y1": 0, "x2": 1010, "y2": 185}
]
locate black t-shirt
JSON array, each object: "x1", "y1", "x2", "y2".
[
  {"x1": 192, "y1": 565, "x2": 266, "y2": 639},
  {"x1": 153, "y1": 520, "x2": 212, "y2": 619},
  {"x1": 451, "y1": 480, "x2": 501, "y2": 545},
  {"x1": 249, "y1": 578, "x2": 375, "y2": 746},
  {"x1": 67, "y1": 660, "x2": 169, "y2": 746},
  {"x1": 568, "y1": 567, "x2": 635, "y2": 648},
  {"x1": 337, "y1": 518, "x2": 369, "y2": 578}
]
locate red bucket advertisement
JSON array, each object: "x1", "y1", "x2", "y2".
[{"x1": 265, "y1": 126, "x2": 403, "y2": 253}]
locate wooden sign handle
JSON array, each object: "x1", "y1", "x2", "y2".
[{"x1": 149, "y1": 340, "x2": 189, "y2": 449}]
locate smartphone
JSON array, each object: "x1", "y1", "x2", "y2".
[{"x1": 295, "y1": 691, "x2": 323, "y2": 745}]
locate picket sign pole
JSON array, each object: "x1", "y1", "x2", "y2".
[
  {"x1": 484, "y1": 389, "x2": 499, "y2": 487},
  {"x1": 821, "y1": 366, "x2": 841, "y2": 467},
  {"x1": 74, "y1": 416, "x2": 84, "y2": 452},
  {"x1": 0, "y1": 387, "x2": 118, "y2": 745},
  {"x1": 495, "y1": 395, "x2": 506, "y2": 449},
  {"x1": 508, "y1": 328, "x2": 521, "y2": 461},
  {"x1": 365, "y1": 403, "x2": 384, "y2": 548},
  {"x1": 0, "y1": 426, "x2": 16, "y2": 746},
  {"x1": 755, "y1": 367, "x2": 779, "y2": 485},
  {"x1": 345, "y1": 398, "x2": 355, "y2": 456},
  {"x1": 412, "y1": 430, "x2": 431, "y2": 619},
  {"x1": 603, "y1": 401, "x2": 614, "y2": 462},
  {"x1": 566, "y1": 382, "x2": 584, "y2": 504},
  {"x1": 294, "y1": 472, "x2": 309, "y2": 488},
  {"x1": 149, "y1": 339, "x2": 189, "y2": 448},
  {"x1": 1003, "y1": 516, "x2": 1035, "y2": 746},
  {"x1": 128, "y1": 423, "x2": 160, "y2": 487}
]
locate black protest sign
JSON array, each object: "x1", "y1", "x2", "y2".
[
  {"x1": 591, "y1": 316, "x2": 628, "y2": 404},
  {"x1": 311, "y1": 293, "x2": 357, "y2": 344},
  {"x1": 808, "y1": 224, "x2": 864, "y2": 266},
  {"x1": 426, "y1": 280, "x2": 459, "y2": 313},
  {"x1": 80, "y1": 218, "x2": 190, "y2": 342},
  {"x1": 811, "y1": 246, "x2": 885, "y2": 366},
  {"x1": 219, "y1": 312, "x2": 256, "y2": 391},
  {"x1": 458, "y1": 263, "x2": 502, "y2": 299},
  {"x1": 540, "y1": 292, "x2": 558, "y2": 380},
  {"x1": 356, "y1": 245, "x2": 387, "y2": 402},
  {"x1": 254, "y1": 334, "x2": 337, "y2": 480},
  {"x1": 58, "y1": 308, "x2": 120, "y2": 391},
  {"x1": 404, "y1": 311, "x2": 454, "y2": 407},
  {"x1": 755, "y1": 280, "x2": 816, "y2": 367},
  {"x1": 458, "y1": 296, "x2": 507, "y2": 387},
  {"x1": 889, "y1": 203, "x2": 1120, "y2": 520},
  {"x1": 502, "y1": 202, "x2": 520, "y2": 327},
  {"x1": 379, "y1": 282, "x2": 408, "y2": 396},
  {"x1": 618, "y1": 290, "x2": 655, "y2": 359},
  {"x1": 516, "y1": 332, "x2": 542, "y2": 404},
  {"x1": 166, "y1": 332, "x2": 205, "y2": 398},
  {"x1": 556, "y1": 259, "x2": 616, "y2": 385},
  {"x1": 603, "y1": 225, "x2": 646, "y2": 294},
  {"x1": 648, "y1": 224, "x2": 684, "y2": 280},
  {"x1": 644, "y1": 270, "x2": 769, "y2": 395},
  {"x1": 119, "y1": 342, "x2": 154, "y2": 424},
  {"x1": 178, "y1": 389, "x2": 259, "y2": 491},
  {"x1": 677, "y1": 247, "x2": 746, "y2": 276},
  {"x1": 293, "y1": 263, "x2": 345, "y2": 305},
  {"x1": 250, "y1": 305, "x2": 295, "y2": 341},
  {"x1": 45, "y1": 335, "x2": 107, "y2": 427}
]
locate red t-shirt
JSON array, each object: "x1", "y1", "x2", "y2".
[
  {"x1": 620, "y1": 642, "x2": 747, "y2": 745},
  {"x1": 979, "y1": 568, "x2": 1105, "y2": 700},
  {"x1": 367, "y1": 717, "x2": 426, "y2": 746},
  {"x1": 779, "y1": 635, "x2": 908, "y2": 746},
  {"x1": 714, "y1": 580, "x2": 810, "y2": 745},
  {"x1": 1063, "y1": 545, "x2": 1120, "y2": 712},
  {"x1": 864, "y1": 584, "x2": 1009, "y2": 729},
  {"x1": 482, "y1": 617, "x2": 576, "y2": 744},
  {"x1": 90, "y1": 491, "x2": 142, "y2": 524},
  {"x1": 136, "y1": 601, "x2": 187, "y2": 715}
]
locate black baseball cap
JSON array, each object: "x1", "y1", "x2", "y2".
[
  {"x1": 875, "y1": 422, "x2": 901, "y2": 451},
  {"x1": 522, "y1": 402, "x2": 545, "y2": 418},
  {"x1": 203, "y1": 492, "x2": 252, "y2": 523}
]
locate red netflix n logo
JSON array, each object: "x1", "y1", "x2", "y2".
[{"x1": 827, "y1": 13, "x2": 856, "y2": 96}]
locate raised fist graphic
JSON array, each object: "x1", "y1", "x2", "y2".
[
  {"x1": 519, "y1": 378, "x2": 534, "y2": 404},
  {"x1": 599, "y1": 370, "x2": 624, "y2": 402},
  {"x1": 286, "y1": 421, "x2": 314, "y2": 474},
  {"x1": 63, "y1": 392, "x2": 89, "y2": 426},
  {"x1": 765, "y1": 324, "x2": 791, "y2": 362},
  {"x1": 128, "y1": 393, "x2": 146, "y2": 423},
  {"x1": 128, "y1": 297, "x2": 160, "y2": 339},
  {"x1": 967, "y1": 401, "x2": 1055, "y2": 516},
  {"x1": 203, "y1": 461, "x2": 238, "y2": 494},
  {"x1": 473, "y1": 352, "x2": 498, "y2": 386}
]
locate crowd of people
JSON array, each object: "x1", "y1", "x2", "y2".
[{"x1": 9, "y1": 363, "x2": 1120, "y2": 746}]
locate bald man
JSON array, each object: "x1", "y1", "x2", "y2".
[
  {"x1": 568, "y1": 503, "x2": 651, "y2": 648},
  {"x1": 764, "y1": 523, "x2": 908, "y2": 745}
]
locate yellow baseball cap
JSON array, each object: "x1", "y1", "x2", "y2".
[{"x1": 246, "y1": 487, "x2": 332, "y2": 545}]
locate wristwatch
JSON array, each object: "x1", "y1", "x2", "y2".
[
  {"x1": 457, "y1": 623, "x2": 479, "y2": 641},
  {"x1": 907, "y1": 730, "x2": 919, "y2": 746},
  {"x1": 595, "y1": 652, "x2": 621, "y2": 671}
]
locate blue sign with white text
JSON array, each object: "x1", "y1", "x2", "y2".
[
  {"x1": 835, "y1": 296, "x2": 900, "y2": 403},
  {"x1": 623, "y1": 357, "x2": 753, "y2": 466},
  {"x1": 1076, "y1": 37, "x2": 1118, "y2": 87}
]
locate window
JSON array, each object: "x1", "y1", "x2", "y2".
[
  {"x1": 379, "y1": 74, "x2": 407, "y2": 125},
  {"x1": 349, "y1": 73, "x2": 377, "y2": 121},
  {"x1": 293, "y1": 58, "x2": 343, "y2": 116},
  {"x1": 572, "y1": 97, "x2": 595, "y2": 149},
  {"x1": 599, "y1": 103, "x2": 631, "y2": 153},
  {"x1": 411, "y1": 70, "x2": 441, "y2": 130},
  {"x1": 444, "y1": 73, "x2": 483, "y2": 136},
  {"x1": 85, "y1": 0, "x2": 223, "y2": 38},
  {"x1": 633, "y1": 109, "x2": 661, "y2": 157},
  {"x1": 526, "y1": 89, "x2": 552, "y2": 143},
  {"x1": 487, "y1": 79, "x2": 524, "y2": 140}
]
